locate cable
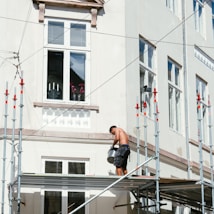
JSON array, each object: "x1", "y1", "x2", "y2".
[
  {"x1": 17, "y1": 4, "x2": 32, "y2": 54},
  {"x1": 1, "y1": 0, "x2": 214, "y2": 140},
  {"x1": 19, "y1": 0, "x2": 214, "y2": 140}
]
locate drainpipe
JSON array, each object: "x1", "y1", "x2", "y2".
[{"x1": 182, "y1": 0, "x2": 192, "y2": 179}]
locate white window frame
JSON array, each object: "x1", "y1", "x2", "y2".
[
  {"x1": 212, "y1": 0, "x2": 214, "y2": 39},
  {"x1": 41, "y1": 157, "x2": 89, "y2": 214},
  {"x1": 41, "y1": 189, "x2": 89, "y2": 214},
  {"x1": 139, "y1": 37, "x2": 156, "y2": 118},
  {"x1": 196, "y1": 76, "x2": 208, "y2": 145},
  {"x1": 168, "y1": 59, "x2": 182, "y2": 132},
  {"x1": 193, "y1": 0, "x2": 205, "y2": 35},
  {"x1": 42, "y1": 157, "x2": 89, "y2": 174},
  {"x1": 43, "y1": 18, "x2": 91, "y2": 104},
  {"x1": 166, "y1": 0, "x2": 176, "y2": 14}
]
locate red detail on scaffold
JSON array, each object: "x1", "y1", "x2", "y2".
[
  {"x1": 20, "y1": 79, "x2": 24, "y2": 86},
  {"x1": 156, "y1": 103, "x2": 159, "y2": 113},
  {"x1": 144, "y1": 112, "x2": 146, "y2": 116},
  {"x1": 13, "y1": 105, "x2": 16, "y2": 109},
  {"x1": 136, "y1": 113, "x2": 139, "y2": 117},
  {"x1": 197, "y1": 93, "x2": 201, "y2": 102},
  {"x1": 153, "y1": 88, "x2": 157, "y2": 96},
  {"x1": 5, "y1": 89, "x2": 9, "y2": 96},
  {"x1": 13, "y1": 95, "x2": 17, "y2": 101},
  {"x1": 20, "y1": 90, "x2": 23, "y2": 94},
  {"x1": 5, "y1": 100, "x2": 8, "y2": 104},
  {"x1": 143, "y1": 101, "x2": 147, "y2": 109},
  {"x1": 208, "y1": 98, "x2": 211, "y2": 106},
  {"x1": 197, "y1": 93, "x2": 201, "y2": 109},
  {"x1": 135, "y1": 103, "x2": 139, "y2": 109},
  {"x1": 153, "y1": 88, "x2": 157, "y2": 103}
]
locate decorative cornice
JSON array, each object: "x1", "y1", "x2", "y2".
[
  {"x1": 33, "y1": 101, "x2": 99, "y2": 112},
  {"x1": 33, "y1": 0, "x2": 104, "y2": 26},
  {"x1": 33, "y1": 0, "x2": 104, "y2": 9}
]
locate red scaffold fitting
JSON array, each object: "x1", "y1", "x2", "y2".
[
  {"x1": 5, "y1": 89, "x2": 9, "y2": 96},
  {"x1": 20, "y1": 79, "x2": 24, "y2": 86},
  {"x1": 153, "y1": 88, "x2": 157, "y2": 103},
  {"x1": 135, "y1": 103, "x2": 139, "y2": 110}
]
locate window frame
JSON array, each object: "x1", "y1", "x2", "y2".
[
  {"x1": 139, "y1": 37, "x2": 156, "y2": 118},
  {"x1": 193, "y1": 0, "x2": 205, "y2": 35},
  {"x1": 43, "y1": 18, "x2": 91, "y2": 104},
  {"x1": 41, "y1": 157, "x2": 89, "y2": 214},
  {"x1": 168, "y1": 58, "x2": 182, "y2": 132},
  {"x1": 196, "y1": 76, "x2": 209, "y2": 145}
]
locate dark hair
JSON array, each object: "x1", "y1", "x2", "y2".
[{"x1": 109, "y1": 125, "x2": 117, "y2": 133}]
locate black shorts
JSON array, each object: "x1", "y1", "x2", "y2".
[{"x1": 114, "y1": 145, "x2": 130, "y2": 169}]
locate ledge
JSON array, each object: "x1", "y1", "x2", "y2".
[
  {"x1": 33, "y1": 0, "x2": 104, "y2": 9},
  {"x1": 33, "y1": 101, "x2": 99, "y2": 112},
  {"x1": 32, "y1": 0, "x2": 104, "y2": 26}
]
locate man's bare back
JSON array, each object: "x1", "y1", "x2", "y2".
[{"x1": 109, "y1": 126, "x2": 129, "y2": 146}]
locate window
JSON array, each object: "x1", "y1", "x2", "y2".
[
  {"x1": 212, "y1": 1, "x2": 214, "y2": 39},
  {"x1": 44, "y1": 191, "x2": 85, "y2": 214},
  {"x1": 193, "y1": 0, "x2": 204, "y2": 34},
  {"x1": 168, "y1": 59, "x2": 181, "y2": 132},
  {"x1": 43, "y1": 159, "x2": 88, "y2": 214},
  {"x1": 166, "y1": 0, "x2": 176, "y2": 13},
  {"x1": 196, "y1": 77, "x2": 208, "y2": 145},
  {"x1": 45, "y1": 19, "x2": 90, "y2": 102},
  {"x1": 44, "y1": 160, "x2": 86, "y2": 174},
  {"x1": 139, "y1": 37, "x2": 156, "y2": 117}
]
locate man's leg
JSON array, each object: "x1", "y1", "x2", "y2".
[
  {"x1": 123, "y1": 168, "x2": 127, "y2": 175},
  {"x1": 116, "y1": 167, "x2": 123, "y2": 176}
]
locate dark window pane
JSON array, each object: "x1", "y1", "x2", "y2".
[
  {"x1": 168, "y1": 61, "x2": 172, "y2": 81},
  {"x1": 68, "y1": 162, "x2": 85, "y2": 174},
  {"x1": 139, "y1": 40, "x2": 145, "y2": 62},
  {"x1": 44, "y1": 191, "x2": 61, "y2": 214},
  {"x1": 70, "y1": 53, "x2": 85, "y2": 101},
  {"x1": 48, "y1": 21, "x2": 64, "y2": 45},
  {"x1": 45, "y1": 161, "x2": 62, "y2": 173},
  {"x1": 47, "y1": 51, "x2": 63, "y2": 100},
  {"x1": 70, "y1": 24, "x2": 86, "y2": 46},
  {"x1": 148, "y1": 46, "x2": 153, "y2": 68},
  {"x1": 175, "y1": 66, "x2": 179, "y2": 86},
  {"x1": 68, "y1": 192, "x2": 85, "y2": 214}
]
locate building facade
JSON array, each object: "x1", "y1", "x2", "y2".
[{"x1": 0, "y1": 0, "x2": 214, "y2": 213}]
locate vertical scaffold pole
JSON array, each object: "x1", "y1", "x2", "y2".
[
  {"x1": 1, "y1": 82, "x2": 9, "y2": 214},
  {"x1": 208, "y1": 95, "x2": 214, "y2": 213},
  {"x1": 143, "y1": 100, "x2": 148, "y2": 176},
  {"x1": 153, "y1": 87, "x2": 160, "y2": 213},
  {"x1": 9, "y1": 88, "x2": 17, "y2": 214},
  {"x1": 136, "y1": 97, "x2": 140, "y2": 176},
  {"x1": 197, "y1": 93, "x2": 205, "y2": 214},
  {"x1": 17, "y1": 72, "x2": 24, "y2": 214}
]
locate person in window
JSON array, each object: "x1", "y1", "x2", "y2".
[{"x1": 109, "y1": 125, "x2": 130, "y2": 176}]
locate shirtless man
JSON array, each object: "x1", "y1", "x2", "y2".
[{"x1": 109, "y1": 125, "x2": 130, "y2": 175}]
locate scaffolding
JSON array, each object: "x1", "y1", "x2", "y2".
[{"x1": 1, "y1": 83, "x2": 214, "y2": 214}]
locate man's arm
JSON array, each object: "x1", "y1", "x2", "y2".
[{"x1": 113, "y1": 129, "x2": 120, "y2": 146}]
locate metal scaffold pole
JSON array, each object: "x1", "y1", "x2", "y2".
[
  {"x1": 143, "y1": 100, "x2": 148, "y2": 176},
  {"x1": 153, "y1": 87, "x2": 160, "y2": 213},
  {"x1": 197, "y1": 93, "x2": 205, "y2": 213},
  {"x1": 69, "y1": 156, "x2": 156, "y2": 214},
  {"x1": 1, "y1": 82, "x2": 9, "y2": 214},
  {"x1": 17, "y1": 71, "x2": 24, "y2": 214},
  {"x1": 135, "y1": 97, "x2": 140, "y2": 176},
  {"x1": 9, "y1": 88, "x2": 17, "y2": 214},
  {"x1": 208, "y1": 95, "x2": 214, "y2": 213}
]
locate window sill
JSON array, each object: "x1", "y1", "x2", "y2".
[{"x1": 33, "y1": 102, "x2": 99, "y2": 113}]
